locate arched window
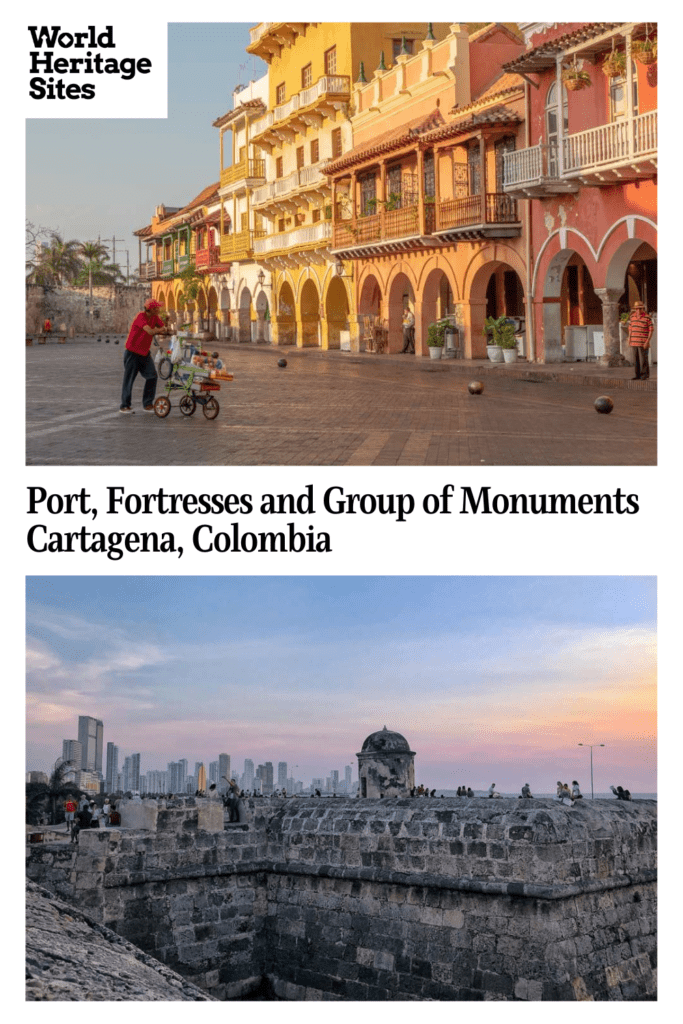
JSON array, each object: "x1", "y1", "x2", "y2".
[
  {"x1": 545, "y1": 81, "x2": 568, "y2": 176},
  {"x1": 610, "y1": 61, "x2": 639, "y2": 120}
]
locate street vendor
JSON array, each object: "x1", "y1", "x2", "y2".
[{"x1": 120, "y1": 298, "x2": 169, "y2": 414}]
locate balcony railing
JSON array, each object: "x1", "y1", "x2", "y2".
[
  {"x1": 177, "y1": 254, "x2": 194, "y2": 272},
  {"x1": 253, "y1": 220, "x2": 332, "y2": 255},
  {"x1": 195, "y1": 245, "x2": 230, "y2": 271},
  {"x1": 220, "y1": 229, "x2": 267, "y2": 261},
  {"x1": 249, "y1": 22, "x2": 275, "y2": 44},
  {"x1": 140, "y1": 261, "x2": 157, "y2": 280},
  {"x1": 251, "y1": 75, "x2": 351, "y2": 137},
  {"x1": 161, "y1": 258, "x2": 175, "y2": 277},
  {"x1": 252, "y1": 161, "x2": 327, "y2": 206},
  {"x1": 438, "y1": 193, "x2": 519, "y2": 230},
  {"x1": 563, "y1": 110, "x2": 657, "y2": 174},
  {"x1": 503, "y1": 144, "x2": 560, "y2": 188},
  {"x1": 220, "y1": 157, "x2": 266, "y2": 190}
]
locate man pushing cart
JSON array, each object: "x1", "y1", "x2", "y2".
[{"x1": 119, "y1": 298, "x2": 170, "y2": 414}]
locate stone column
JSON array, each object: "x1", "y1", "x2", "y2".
[
  {"x1": 595, "y1": 287, "x2": 625, "y2": 366},
  {"x1": 348, "y1": 312, "x2": 363, "y2": 353}
]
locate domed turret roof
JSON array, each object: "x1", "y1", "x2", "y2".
[{"x1": 360, "y1": 726, "x2": 412, "y2": 753}]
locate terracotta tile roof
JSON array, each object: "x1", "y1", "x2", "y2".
[
  {"x1": 503, "y1": 23, "x2": 621, "y2": 73},
  {"x1": 149, "y1": 183, "x2": 221, "y2": 238},
  {"x1": 323, "y1": 109, "x2": 445, "y2": 175},
  {"x1": 133, "y1": 224, "x2": 154, "y2": 238},
  {"x1": 452, "y1": 72, "x2": 525, "y2": 115},
  {"x1": 423, "y1": 105, "x2": 521, "y2": 146},
  {"x1": 468, "y1": 22, "x2": 523, "y2": 44}
]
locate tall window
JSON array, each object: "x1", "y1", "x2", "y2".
[
  {"x1": 275, "y1": 156, "x2": 283, "y2": 179},
  {"x1": 545, "y1": 81, "x2": 568, "y2": 176},
  {"x1": 610, "y1": 62, "x2": 639, "y2": 120},
  {"x1": 360, "y1": 172, "x2": 376, "y2": 216},
  {"x1": 276, "y1": 82, "x2": 286, "y2": 105},
  {"x1": 495, "y1": 136, "x2": 516, "y2": 191},
  {"x1": 468, "y1": 144, "x2": 481, "y2": 195},
  {"x1": 388, "y1": 164, "x2": 402, "y2": 207},
  {"x1": 301, "y1": 63, "x2": 312, "y2": 89},
  {"x1": 331, "y1": 128, "x2": 343, "y2": 159},
  {"x1": 310, "y1": 138, "x2": 320, "y2": 164},
  {"x1": 423, "y1": 151, "x2": 435, "y2": 199},
  {"x1": 296, "y1": 146, "x2": 305, "y2": 169},
  {"x1": 324, "y1": 47, "x2": 337, "y2": 76}
]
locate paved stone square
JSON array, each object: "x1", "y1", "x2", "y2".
[{"x1": 26, "y1": 341, "x2": 656, "y2": 465}]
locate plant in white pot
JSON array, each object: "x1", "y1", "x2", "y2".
[
  {"x1": 427, "y1": 319, "x2": 448, "y2": 360},
  {"x1": 483, "y1": 315, "x2": 517, "y2": 362}
]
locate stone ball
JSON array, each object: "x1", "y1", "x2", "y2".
[
  {"x1": 594, "y1": 395, "x2": 614, "y2": 414},
  {"x1": 361, "y1": 726, "x2": 411, "y2": 753},
  {"x1": 468, "y1": 380, "x2": 484, "y2": 395},
  {"x1": 277, "y1": 358, "x2": 287, "y2": 368}
]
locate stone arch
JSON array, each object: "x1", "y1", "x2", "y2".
[
  {"x1": 540, "y1": 246, "x2": 604, "y2": 362},
  {"x1": 386, "y1": 266, "x2": 417, "y2": 353},
  {"x1": 324, "y1": 275, "x2": 349, "y2": 349},
  {"x1": 465, "y1": 253, "x2": 527, "y2": 360},
  {"x1": 299, "y1": 277, "x2": 321, "y2": 348},
  {"x1": 419, "y1": 265, "x2": 458, "y2": 356},
  {"x1": 358, "y1": 273, "x2": 383, "y2": 317},
  {"x1": 276, "y1": 280, "x2": 296, "y2": 345}
]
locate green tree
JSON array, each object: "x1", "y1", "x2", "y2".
[
  {"x1": 25, "y1": 760, "x2": 83, "y2": 827},
  {"x1": 28, "y1": 233, "x2": 83, "y2": 286}
]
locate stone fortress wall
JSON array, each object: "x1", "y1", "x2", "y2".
[
  {"x1": 26, "y1": 795, "x2": 657, "y2": 1001},
  {"x1": 26, "y1": 283, "x2": 150, "y2": 336}
]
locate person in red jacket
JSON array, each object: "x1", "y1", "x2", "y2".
[
  {"x1": 626, "y1": 300, "x2": 654, "y2": 381},
  {"x1": 120, "y1": 298, "x2": 168, "y2": 413},
  {"x1": 43, "y1": 318, "x2": 52, "y2": 335}
]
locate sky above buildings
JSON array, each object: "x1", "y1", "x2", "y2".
[
  {"x1": 26, "y1": 576, "x2": 656, "y2": 792},
  {"x1": 26, "y1": 23, "x2": 268, "y2": 274}
]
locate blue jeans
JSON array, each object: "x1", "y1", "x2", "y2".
[{"x1": 121, "y1": 350, "x2": 157, "y2": 408}]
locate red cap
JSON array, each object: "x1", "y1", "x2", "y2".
[{"x1": 145, "y1": 299, "x2": 162, "y2": 310}]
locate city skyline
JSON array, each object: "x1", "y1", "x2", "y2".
[{"x1": 26, "y1": 577, "x2": 656, "y2": 792}]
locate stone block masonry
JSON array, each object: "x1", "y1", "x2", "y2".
[
  {"x1": 26, "y1": 797, "x2": 656, "y2": 1001},
  {"x1": 26, "y1": 283, "x2": 150, "y2": 336}
]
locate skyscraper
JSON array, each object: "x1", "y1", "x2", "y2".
[
  {"x1": 106, "y1": 742, "x2": 119, "y2": 793},
  {"x1": 263, "y1": 762, "x2": 274, "y2": 796},
  {"x1": 62, "y1": 739, "x2": 82, "y2": 767},
  {"x1": 243, "y1": 759, "x2": 254, "y2": 792},
  {"x1": 218, "y1": 753, "x2": 230, "y2": 792},
  {"x1": 209, "y1": 761, "x2": 218, "y2": 785},
  {"x1": 122, "y1": 753, "x2": 141, "y2": 793},
  {"x1": 77, "y1": 716, "x2": 103, "y2": 773},
  {"x1": 278, "y1": 762, "x2": 288, "y2": 788}
]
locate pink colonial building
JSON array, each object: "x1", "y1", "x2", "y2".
[{"x1": 502, "y1": 22, "x2": 657, "y2": 365}]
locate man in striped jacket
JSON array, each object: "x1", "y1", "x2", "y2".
[{"x1": 627, "y1": 300, "x2": 654, "y2": 380}]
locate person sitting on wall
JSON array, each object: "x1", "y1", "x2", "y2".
[
  {"x1": 520, "y1": 783, "x2": 533, "y2": 798},
  {"x1": 488, "y1": 783, "x2": 501, "y2": 798},
  {"x1": 456, "y1": 786, "x2": 462, "y2": 797},
  {"x1": 571, "y1": 781, "x2": 583, "y2": 800},
  {"x1": 466, "y1": 788, "x2": 474, "y2": 798},
  {"x1": 557, "y1": 782, "x2": 573, "y2": 805},
  {"x1": 120, "y1": 298, "x2": 169, "y2": 414}
]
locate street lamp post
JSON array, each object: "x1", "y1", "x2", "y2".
[{"x1": 578, "y1": 743, "x2": 605, "y2": 799}]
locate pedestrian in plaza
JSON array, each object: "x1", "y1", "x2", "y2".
[
  {"x1": 120, "y1": 298, "x2": 168, "y2": 414},
  {"x1": 626, "y1": 300, "x2": 653, "y2": 380},
  {"x1": 401, "y1": 304, "x2": 415, "y2": 353}
]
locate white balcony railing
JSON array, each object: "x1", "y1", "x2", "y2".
[
  {"x1": 250, "y1": 76, "x2": 350, "y2": 137},
  {"x1": 252, "y1": 161, "x2": 327, "y2": 206},
  {"x1": 503, "y1": 144, "x2": 559, "y2": 187},
  {"x1": 249, "y1": 23, "x2": 274, "y2": 45},
  {"x1": 253, "y1": 220, "x2": 332, "y2": 255}
]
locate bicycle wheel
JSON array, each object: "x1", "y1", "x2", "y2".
[
  {"x1": 203, "y1": 397, "x2": 220, "y2": 420},
  {"x1": 179, "y1": 395, "x2": 197, "y2": 416},
  {"x1": 153, "y1": 396, "x2": 171, "y2": 418},
  {"x1": 158, "y1": 357, "x2": 173, "y2": 380}
]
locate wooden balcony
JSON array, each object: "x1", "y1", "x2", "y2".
[
  {"x1": 140, "y1": 261, "x2": 157, "y2": 280},
  {"x1": 220, "y1": 157, "x2": 266, "y2": 192},
  {"x1": 161, "y1": 258, "x2": 175, "y2": 278},
  {"x1": 332, "y1": 195, "x2": 518, "y2": 257},
  {"x1": 435, "y1": 193, "x2": 520, "y2": 240},
  {"x1": 195, "y1": 245, "x2": 231, "y2": 272},
  {"x1": 220, "y1": 229, "x2": 266, "y2": 262}
]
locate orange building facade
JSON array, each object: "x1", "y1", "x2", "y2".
[
  {"x1": 325, "y1": 24, "x2": 527, "y2": 358},
  {"x1": 502, "y1": 22, "x2": 657, "y2": 364}
]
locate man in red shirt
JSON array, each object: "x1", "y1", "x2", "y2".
[
  {"x1": 120, "y1": 298, "x2": 168, "y2": 413},
  {"x1": 627, "y1": 300, "x2": 654, "y2": 381}
]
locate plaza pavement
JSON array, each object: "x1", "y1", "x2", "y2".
[{"x1": 26, "y1": 340, "x2": 656, "y2": 466}]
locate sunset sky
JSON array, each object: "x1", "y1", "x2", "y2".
[{"x1": 26, "y1": 576, "x2": 656, "y2": 793}]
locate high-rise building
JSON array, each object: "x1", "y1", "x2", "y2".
[
  {"x1": 263, "y1": 761, "x2": 274, "y2": 796},
  {"x1": 77, "y1": 716, "x2": 103, "y2": 773},
  {"x1": 330, "y1": 770, "x2": 339, "y2": 793},
  {"x1": 243, "y1": 759, "x2": 254, "y2": 792},
  {"x1": 278, "y1": 762, "x2": 288, "y2": 787},
  {"x1": 218, "y1": 753, "x2": 230, "y2": 792},
  {"x1": 209, "y1": 761, "x2": 218, "y2": 784},
  {"x1": 167, "y1": 760, "x2": 187, "y2": 794},
  {"x1": 345, "y1": 765, "x2": 352, "y2": 788},
  {"x1": 197, "y1": 764, "x2": 207, "y2": 793},
  {"x1": 122, "y1": 753, "x2": 141, "y2": 793},
  {"x1": 106, "y1": 743, "x2": 119, "y2": 793},
  {"x1": 62, "y1": 739, "x2": 83, "y2": 767}
]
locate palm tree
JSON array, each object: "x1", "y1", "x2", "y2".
[
  {"x1": 25, "y1": 760, "x2": 83, "y2": 827},
  {"x1": 28, "y1": 233, "x2": 83, "y2": 286}
]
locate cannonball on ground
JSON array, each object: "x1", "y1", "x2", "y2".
[
  {"x1": 277, "y1": 358, "x2": 287, "y2": 368},
  {"x1": 211, "y1": 351, "x2": 219, "y2": 359},
  {"x1": 468, "y1": 380, "x2": 484, "y2": 394},
  {"x1": 105, "y1": 339, "x2": 110, "y2": 343},
  {"x1": 114, "y1": 340, "x2": 119, "y2": 344},
  {"x1": 594, "y1": 395, "x2": 614, "y2": 414}
]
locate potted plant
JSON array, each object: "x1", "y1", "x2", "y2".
[
  {"x1": 427, "y1": 319, "x2": 448, "y2": 360},
  {"x1": 483, "y1": 315, "x2": 517, "y2": 362},
  {"x1": 561, "y1": 66, "x2": 592, "y2": 91},
  {"x1": 602, "y1": 50, "x2": 626, "y2": 77},
  {"x1": 632, "y1": 37, "x2": 657, "y2": 66}
]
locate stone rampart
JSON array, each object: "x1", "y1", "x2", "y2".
[
  {"x1": 26, "y1": 797, "x2": 656, "y2": 1001},
  {"x1": 26, "y1": 283, "x2": 150, "y2": 335}
]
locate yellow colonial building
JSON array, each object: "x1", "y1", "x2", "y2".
[{"x1": 246, "y1": 22, "x2": 450, "y2": 348}]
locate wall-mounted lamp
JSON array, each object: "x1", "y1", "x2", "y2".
[{"x1": 257, "y1": 269, "x2": 266, "y2": 287}]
